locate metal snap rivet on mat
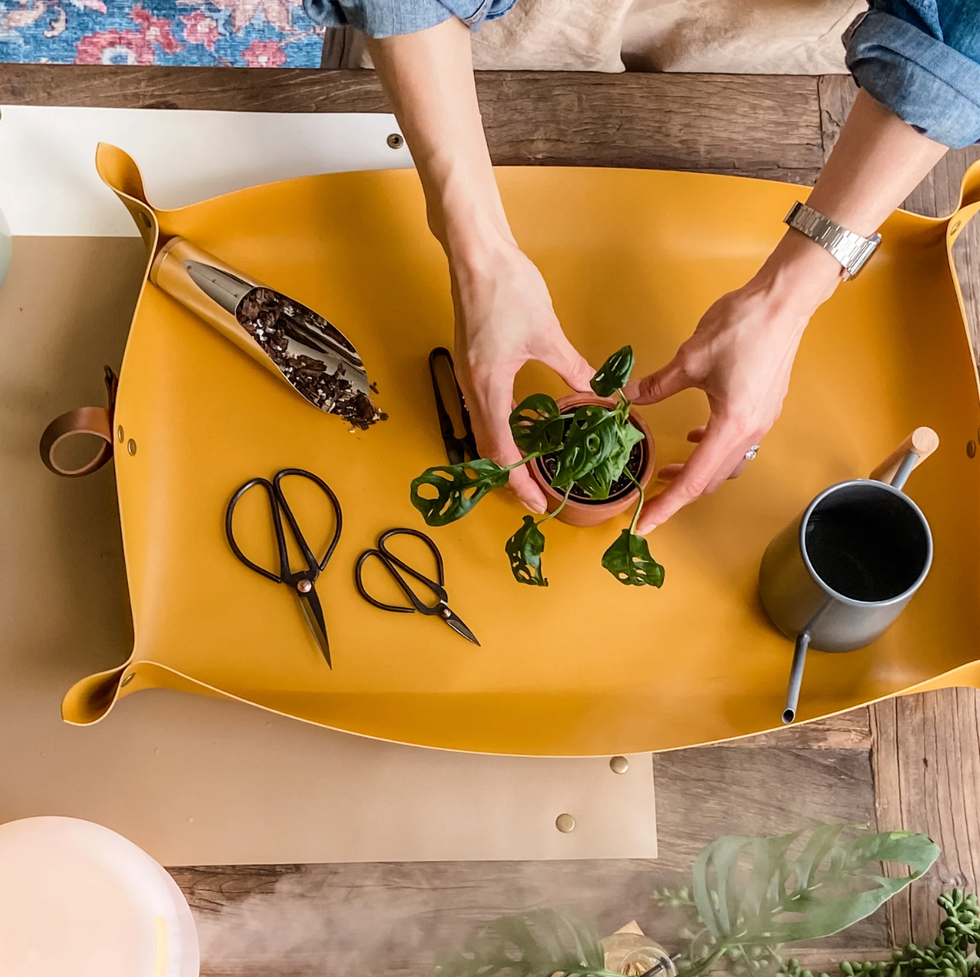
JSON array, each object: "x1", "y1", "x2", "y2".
[
  {"x1": 127, "y1": 438, "x2": 137, "y2": 456},
  {"x1": 116, "y1": 425, "x2": 124, "y2": 443},
  {"x1": 120, "y1": 672, "x2": 135, "y2": 687},
  {"x1": 555, "y1": 813, "x2": 576, "y2": 833},
  {"x1": 386, "y1": 132, "x2": 404, "y2": 150},
  {"x1": 951, "y1": 220, "x2": 961, "y2": 234},
  {"x1": 609, "y1": 755, "x2": 630, "y2": 774},
  {"x1": 969, "y1": 441, "x2": 977, "y2": 459}
]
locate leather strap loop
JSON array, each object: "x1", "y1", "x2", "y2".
[{"x1": 39, "y1": 366, "x2": 119, "y2": 477}]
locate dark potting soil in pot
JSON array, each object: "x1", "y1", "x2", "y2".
[
  {"x1": 537, "y1": 427, "x2": 646, "y2": 504},
  {"x1": 236, "y1": 287, "x2": 387, "y2": 430}
]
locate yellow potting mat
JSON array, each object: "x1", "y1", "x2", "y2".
[{"x1": 63, "y1": 144, "x2": 980, "y2": 756}]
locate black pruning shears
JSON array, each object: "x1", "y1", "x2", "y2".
[
  {"x1": 429, "y1": 347, "x2": 478, "y2": 465},
  {"x1": 225, "y1": 468, "x2": 342, "y2": 668},
  {"x1": 355, "y1": 528, "x2": 480, "y2": 646}
]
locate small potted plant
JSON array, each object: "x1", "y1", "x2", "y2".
[{"x1": 410, "y1": 346, "x2": 664, "y2": 588}]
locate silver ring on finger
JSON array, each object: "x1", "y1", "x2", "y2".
[{"x1": 743, "y1": 444, "x2": 761, "y2": 461}]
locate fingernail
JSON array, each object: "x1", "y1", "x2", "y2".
[{"x1": 530, "y1": 501, "x2": 547, "y2": 515}]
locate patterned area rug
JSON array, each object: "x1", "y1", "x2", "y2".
[{"x1": 0, "y1": 0, "x2": 324, "y2": 66}]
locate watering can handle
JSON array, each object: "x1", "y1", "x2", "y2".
[{"x1": 869, "y1": 427, "x2": 939, "y2": 488}]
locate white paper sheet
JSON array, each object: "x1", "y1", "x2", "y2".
[{"x1": 0, "y1": 105, "x2": 414, "y2": 236}]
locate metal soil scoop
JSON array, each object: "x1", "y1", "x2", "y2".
[
  {"x1": 151, "y1": 237, "x2": 385, "y2": 429},
  {"x1": 759, "y1": 427, "x2": 939, "y2": 724}
]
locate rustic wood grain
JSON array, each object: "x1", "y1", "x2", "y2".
[
  {"x1": 870, "y1": 689, "x2": 980, "y2": 951},
  {"x1": 0, "y1": 65, "x2": 824, "y2": 181},
  {"x1": 715, "y1": 708, "x2": 872, "y2": 749},
  {"x1": 173, "y1": 860, "x2": 661, "y2": 977},
  {"x1": 170, "y1": 737, "x2": 884, "y2": 976}
]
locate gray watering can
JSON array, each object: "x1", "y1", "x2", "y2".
[{"x1": 759, "y1": 427, "x2": 939, "y2": 724}]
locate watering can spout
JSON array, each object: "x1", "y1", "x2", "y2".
[{"x1": 782, "y1": 631, "x2": 810, "y2": 724}]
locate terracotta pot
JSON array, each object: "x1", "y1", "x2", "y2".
[{"x1": 527, "y1": 393, "x2": 655, "y2": 528}]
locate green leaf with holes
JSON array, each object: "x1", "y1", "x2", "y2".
[
  {"x1": 551, "y1": 405, "x2": 619, "y2": 491},
  {"x1": 590, "y1": 345, "x2": 635, "y2": 398},
  {"x1": 510, "y1": 393, "x2": 565, "y2": 456},
  {"x1": 576, "y1": 419, "x2": 645, "y2": 500},
  {"x1": 505, "y1": 516, "x2": 548, "y2": 587},
  {"x1": 601, "y1": 529, "x2": 665, "y2": 587},
  {"x1": 410, "y1": 460, "x2": 510, "y2": 527}
]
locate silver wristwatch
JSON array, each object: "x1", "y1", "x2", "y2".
[{"x1": 783, "y1": 201, "x2": 881, "y2": 280}]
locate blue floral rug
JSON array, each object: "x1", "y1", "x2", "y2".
[{"x1": 0, "y1": 0, "x2": 324, "y2": 67}]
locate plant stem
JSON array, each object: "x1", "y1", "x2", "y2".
[
  {"x1": 501, "y1": 453, "x2": 539, "y2": 472},
  {"x1": 626, "y1": 470, "x2": 645, "y2": 535},
  {"x1": 538, "y1": 485, "x2": 573, "y2": 525},
  {"x1": 678, "y1": 944, "x2": 728, "y2": 977}
]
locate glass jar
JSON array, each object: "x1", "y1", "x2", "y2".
[{"x1": 602, "y1": 925, "x2": 677, "y2": 977}]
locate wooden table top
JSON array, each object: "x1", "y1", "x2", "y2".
[{"x1": 2, "y1": 64, "x2": 978, "y2": 976}]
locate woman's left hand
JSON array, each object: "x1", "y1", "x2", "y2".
[{"x1": 624, "y1": 232, "x2": 842, "y2": 534}]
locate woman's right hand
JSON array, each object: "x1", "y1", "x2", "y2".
[{"x1": 451, "y1": 240, "x2": 594, "y2": 514}]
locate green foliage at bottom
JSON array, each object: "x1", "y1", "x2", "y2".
[
  {"x1": 778, "y1": 890, "x2": 980, "y2": 977},
  {"x1": 432, "y1": 909, "x2": 619, "y2": 977}
]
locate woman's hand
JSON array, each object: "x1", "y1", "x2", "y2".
[
  {"x1": 451, "y1": 241, "x2": 594, "y2": 513},
  {"x1": 626, "y1": 89, "x2": 948, "y2": 534},
  {"x1": 626, "y1": 232, "x2": 841, "y2": 533},
  {"x1": 367, "y1": 18, "x2": 594, "y2": 513}
]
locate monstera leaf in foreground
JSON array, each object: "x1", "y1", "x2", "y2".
[
  {"x1": 432, "y1": 828, "x2": 940, "y2": 977},
  {"x1": 690, "y1": 826, "x2": 939, "y2": 947}
]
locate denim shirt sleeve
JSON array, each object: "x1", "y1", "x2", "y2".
[
  {"x1": 845, "y1": 1, "x2": 980, "y2": 148},
  {"x1": 303, "y1": 0, "x2": 518, "y2": 38}
]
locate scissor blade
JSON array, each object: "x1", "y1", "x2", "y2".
[
  {"x1": 299, "y1": 588, "x2": 332, "y2": 668},
  {"x1": 444, "y1": 609, "x2": 480, "y2": 646}
]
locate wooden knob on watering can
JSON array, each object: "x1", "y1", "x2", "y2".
[{"x1": 869, "y1": 427, "x2": 940, "y2": 489}]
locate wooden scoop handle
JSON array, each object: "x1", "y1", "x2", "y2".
[{"x1": 869, "y1": 426, "x2": 940, "y2": 483}]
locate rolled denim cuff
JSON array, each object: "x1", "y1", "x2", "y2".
[
  {"x1": 303, "y1": 0, "x2": 517, "y2": 37},
  {"x1": 302, "y1": 0, "x2": 452, "y2": 37},
  {"x1": 846, "y1": 10, "x2": 980, "y2": 148}
]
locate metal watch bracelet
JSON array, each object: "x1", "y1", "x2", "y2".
[{"x1": 783, "y1": 201, "x2": 881, "y2": 280}]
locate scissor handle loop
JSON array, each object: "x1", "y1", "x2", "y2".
[
  {"x1": 354, "y1": 550, "x2": 417, "y2": 613},
  {"x1": 272, "y1": 468, "x2": 343, "y2": 572},
  {"x1": 355, "y1": 528, "x2": 448, "y2": 614},
  {"x1": 378, "y1": 528, "x2": 445, "y2": 590},
  {"x1": 225, "y1": 477, "x2": 286, "y2": 584}
]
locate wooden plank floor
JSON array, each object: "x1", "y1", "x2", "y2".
[{"x1": 1, "y1": 65, "x2": 978, "y2": 975}]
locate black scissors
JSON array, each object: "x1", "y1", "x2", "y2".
[
  {"x1": 225, "y1": 468, "x2": 342, "y2": 667},
  {"x1": 354, "y1": 528, "x2": 480, "y2": 646},
  {"x1": 429, "y1": 347, "x2": 478, "y2": 465}
]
